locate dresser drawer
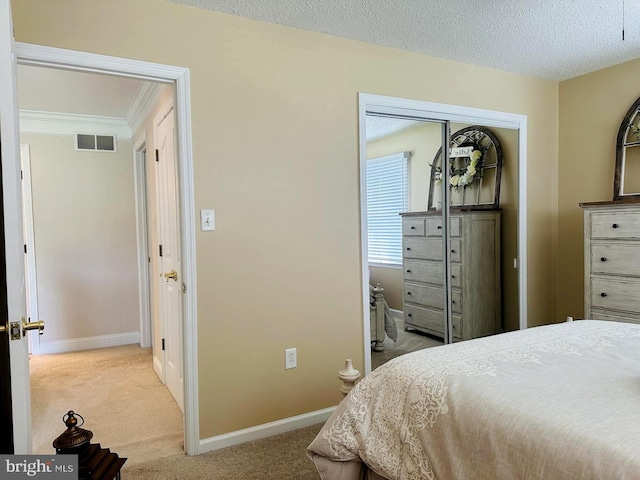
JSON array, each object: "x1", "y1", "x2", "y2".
[
  {"x1": 591, "y1": 212, "x2": 640, "y2": 239},
  {"x1": 403, "y1": 237, "x2": 462, "y2": 262},
  {"x1": 404, "y1": 283, "x2": 462, "y2": 313},
  {"x1": 404, "y1": 305, "x2": 462, "y2": 338},
  {"x1": 589, "y1": 309, "x2": 640, "y2": 325},
  {"x1": 591, "y1": 243, "x2": 640, "y2": 276},
  {"x1": 591, "y1": 277, "x2": 640, "y2": 314},
  {"x1": 404, "y1": 260, "x2": 462, "y2": 288},
  {"x1": 425, "y1": 217, "x2": 461, "y2": 237},
  {"x1": 403, "y1": 218, "x2": 425, "y2": 236}
]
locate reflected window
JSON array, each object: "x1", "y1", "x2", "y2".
[{"x1": 366, "y1": 152, "x2": 410, "y2": 265}]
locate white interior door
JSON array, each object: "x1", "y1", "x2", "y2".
[
  {"x1": 0, "y1": 0, "x2": 32, "y2": 453},
  {"x1": 155, "y1": 103, "x2": 184, "y2": 412},
  {"x1": 20, "y1": 145, "x2": 39, "y2": 355}
]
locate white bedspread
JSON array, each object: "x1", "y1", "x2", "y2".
[{"x1": 308, "y1": 320, "x2": 640, "y2": 480}]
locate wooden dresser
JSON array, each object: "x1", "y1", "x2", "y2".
[
  {"x1": 581, "y1": 201, "x2": 640, "y2": 325},
  {"x1": 400, "y1": 210, "x2": 502, "y2": 341}
]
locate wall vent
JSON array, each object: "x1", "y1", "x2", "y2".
[{"x1": 75, "y1": 133, "x2": 117, "y2": 152}]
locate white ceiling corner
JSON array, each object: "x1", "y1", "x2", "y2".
[{"x1": 166, "y1": 0, "x2": 640, "y2": 81}]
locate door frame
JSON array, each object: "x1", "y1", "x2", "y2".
[
  {"x1": 15, "y1": 42, "x2": 200, "y2": 455},
  {"x1": 133, "y1": 134, "x2": 152, "y2": 349},
  {"x1": 359, "y1": 93, "x2": 528, "y2": 374}
]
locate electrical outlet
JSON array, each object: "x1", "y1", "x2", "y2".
[{"x1": 285, "y1": 348, "x2": 297, "y2": 369}]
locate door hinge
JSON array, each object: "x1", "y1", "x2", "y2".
[
  {"x1": 162, "y1": 338, "x2": 165, "y2": 351},
  {"x1": 148, "y1": 256, "x2": 151, "y2": 263},
  {"x1": 159, "y1": 244, "x2": 163, "y2": 257},
  {"x1": 20, "y1": 170, "x2": 23, "y2": 180},
  {"x1": 23, "y1": 244, "x2": 27, "y2": 254},
  {"x1": 155, "y1": 149, "x2": 159, "y2": 162},
  {"x1": 182, "y1": 282, "x2": 186, "y2": 294}
]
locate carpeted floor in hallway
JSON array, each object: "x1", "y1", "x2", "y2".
[{"x1": 29, "y1": 345, "x2": 324, "y2": 479}]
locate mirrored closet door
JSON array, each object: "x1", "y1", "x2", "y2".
[{"x1": 365, "y1": 113, "x2": 520, "y2": 370}]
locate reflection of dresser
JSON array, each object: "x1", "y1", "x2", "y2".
[
  {"x1": 400, "y1": 210, "x2": 501, "y2": 341},
  {"x1": 581, "y1": 202, "x2": 640, "y2": 325}
]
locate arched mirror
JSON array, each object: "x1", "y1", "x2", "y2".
[
  {"x1": 427, "y1": 126, "x2": 503, "y2": 210},
  {"x1": 615, "y1": 97, "x2": 640, "y2": 199}
]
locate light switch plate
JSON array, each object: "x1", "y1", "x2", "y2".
[{"x1": 201, "y1": 209, "x2": 215, "y2": 231}]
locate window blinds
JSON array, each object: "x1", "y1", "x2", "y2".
[{"x1": 366, "y1": 152, "x2": 410, "y2": 265}]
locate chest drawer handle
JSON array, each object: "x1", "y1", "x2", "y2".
[
  {"x1": 406, "y1": 247, "x2": 411, "y2": 251},
  {"x1": 410, "y1": 226, "x2": 415, "y2": 229},
  {"x1": 451, "y1": 249, "x2": 456, "y2": 253},
  {"x1": 407, "y1": 313, "x2": 413, "y2": 317},
  {"x1": 612, "y1": 223, "x2": 619, "y2": 229},
  {"x1": 452, "y1": 300, "x2": 456, "y2": 304},
  {"x1": 600, "y1": 257, "x2": 607, "y2": 262},
  {"x1": 437, "y1": 225, "x2": 442, "y2": 230},
  {"x1": 407, "y1": 291, "x2": 412, "y2": 296},
  {"x1": 406, "y1": 269, "x2": 412, "y2": 273},
  {"x1": 451, "y1": 274, "x2": 456, "y2": 278},
  {"x1": 600, "y1": 292, "x2": 607, "y2": 297}
]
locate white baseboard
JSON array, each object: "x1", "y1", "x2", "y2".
[
  {"x1": 198, "y1": 406, "x2": 336, "y2": 454},
  {"x1": 34, "y1": 332, "x2": 140, "y2": 355}
]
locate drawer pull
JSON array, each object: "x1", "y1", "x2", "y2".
[
  {"x1": 407, "y1": 313, "x2": 413, "y2": 317},
  {"x1": 451, "y1": 275, "x2": 456, "y2": 278},
  {"x1": 411, "y1": 226, "x2": 415, "y2": 229},
  {"x1": 612, "y1": 223, "x2": 619, "y2": 229},
  {"x1": 451, "y1": 249, "x2": 456, "y2": 253},
  {"x1": 406, "y1": 247, "x2": 411, "y2": 251},
  {"x1": 452, "y1": 300, "x2": 456, "y2": 304},
  {"x1": 600, "y1": 292, "x2": 607, "y2": 297},
  {"x1": 406, "y1": 269, "x2": 411, "y2": 273},
  {"x1": 437, "y1": 225, "x2": 442, "y2": 230},
  {"x1": 600, "y1": 257, "x2": 607, "y2": 262},
  {"x1": 407, "y1": 291, "x2": 412, "y2": 296}
]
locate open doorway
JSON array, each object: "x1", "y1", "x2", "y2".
[{"x1": 17, "y1": 64, "x2": 185, "y2": 459}]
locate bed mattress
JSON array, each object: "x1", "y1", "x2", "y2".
[{"x1": 307, "y1": 320, "x2": 640, "y2": 480}]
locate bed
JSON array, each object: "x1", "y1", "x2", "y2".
[
  {"x1": 369, "y1": 284, "x2": 397, "y2": 352},
  {"x1": 308, "y1": 320, "x2": 640, "y2": 480}
]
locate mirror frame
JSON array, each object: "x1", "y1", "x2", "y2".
[{"x1": 614, "y1": 96, "x2": 640, "y2": 200}]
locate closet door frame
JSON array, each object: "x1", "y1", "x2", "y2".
[{"x1": 359, "y1": 93, "x2": 527, "y2": 374}]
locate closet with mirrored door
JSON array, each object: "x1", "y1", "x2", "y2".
[{"x1": 365, "y1": 110, "x2": 520, "y2": 370}]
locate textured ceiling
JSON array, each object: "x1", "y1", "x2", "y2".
[
  {"x1": 366, "y1": 116, "x2": 424, "y2": 141},
  {"x1": 167, "y1": 0, "x2": 640, "y2": 81}
]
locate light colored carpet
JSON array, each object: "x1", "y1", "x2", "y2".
[
  {"x1": 372, "y1": 321, "x2": 443, "y2": 370},
  {"x1": 29, "y1": 345, "x2": 184, "y2": 466},
  {"x1": 30, "y1": 345, "x2": 325, "y2": 479}
]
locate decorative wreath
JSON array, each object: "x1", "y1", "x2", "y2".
[{"x1": 433, "y1": 143, "x2": 484, "y2": 190}]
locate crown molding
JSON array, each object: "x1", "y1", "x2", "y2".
[
  {"x1": 19, "y1": 110, "x2": 131, "y2": 138},
  {"x1": 126, "y1": 82, "x2": 167, "y2": 134}
]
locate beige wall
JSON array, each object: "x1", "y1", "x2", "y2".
[
  {"x1": 19, "y1": 132, "x2": 139, "y2": 343},
  {"x1": 558, "y1": 58, "x2": 640, "y2": 321},
  {"x1": 12, "y1": 0, "x2": 559, "y2": 438}
]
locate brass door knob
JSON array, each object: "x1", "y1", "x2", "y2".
[
  {"x1": 23, "y1": 318, "x2": 45, "y2": 336},
  {"x1": 163, "y1": 270, "x2": 178, "y2": 281}
]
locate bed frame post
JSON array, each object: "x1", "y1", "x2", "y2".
[
  {"x1": 373, "y1": 284, "x2": 385, "y2": 352},
  {"x1": 338, "y1": 359, "x2": 361, "y2": 396}
]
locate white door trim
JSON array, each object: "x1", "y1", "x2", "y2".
[
  {"x1": 15, "y1": 42, "x2": 200, "y2": 456},
  {"x1": 20, "y1": 144, "x2": 39, "y2": 355},
  {"x1": 132, "y1": 134, "x2": 152, "y2": 349},
  {"x1": 358, "y1": 93, "x2": 528, "y2": 375}
]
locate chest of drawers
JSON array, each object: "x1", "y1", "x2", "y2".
[
  {"x1": 400, "y1": 210, "x2": 502, "y2": 341},
  {"x1": 581, "y1": 202, "x2": 640, "y2": 325}
]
